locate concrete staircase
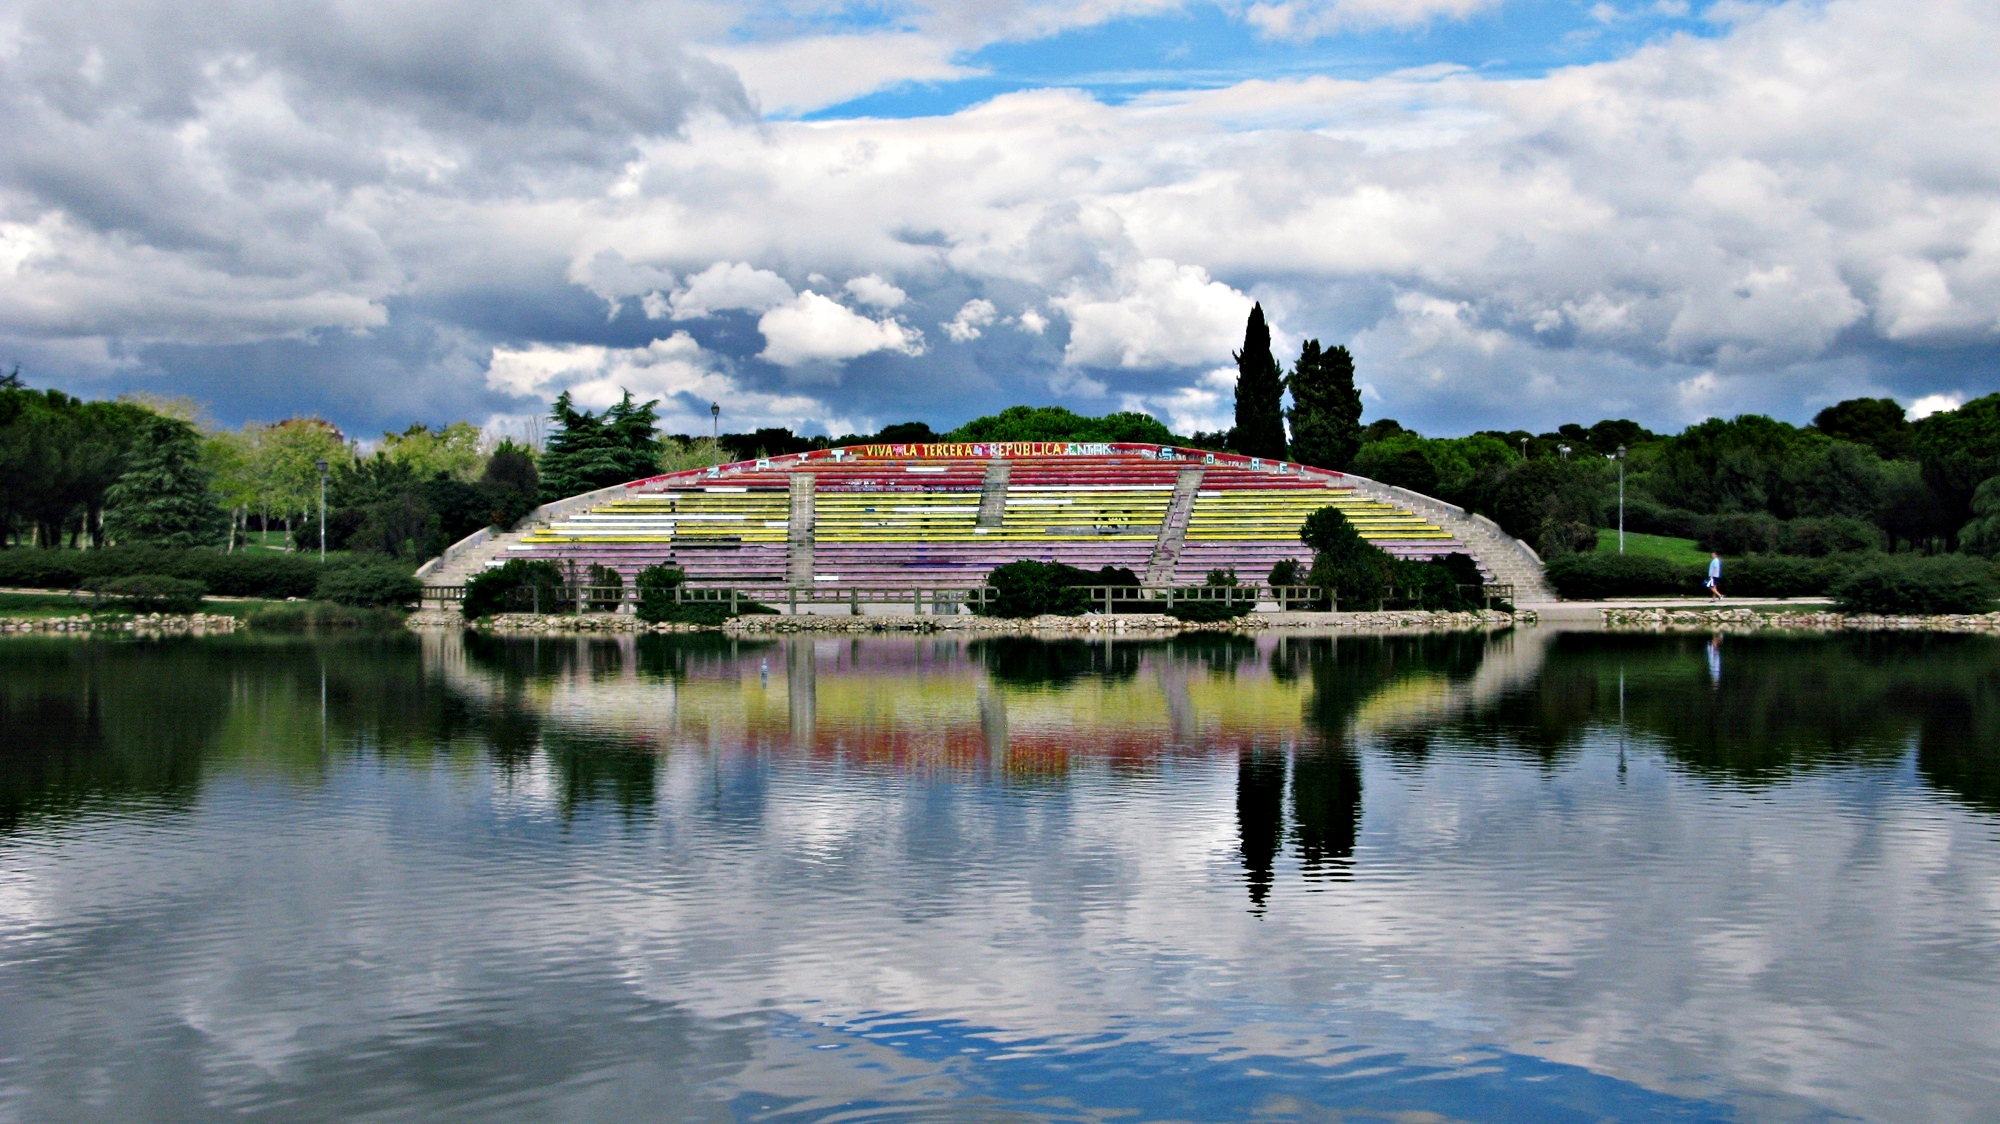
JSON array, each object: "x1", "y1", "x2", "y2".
[
  {"x1": 1144, "y1": 467, "x2": 1207, "y2": 584},
  {"x1": 974, "y1": 460, "x2": 1011, "y2": 528},
  {"x1": 413, "y1": 479, "x2": 649, "y2": 609},
  {"x1": 787, "y1": 474, "x2": 816, "y2": 586},
  {"x1": 1327, "y1": 472, "x2": 1554, "y2": 602}
]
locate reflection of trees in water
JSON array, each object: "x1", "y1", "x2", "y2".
[
  {"x1": 1292, "y1": 747, "x2": 1360, "y2": 880},
  {"x1": 1166, "y1": 633, "x2": 1257, "y2": 677},
  {"x1": 0, "y1": 639, "x2": 227, "y2": 831},
  {"x1": 970, "y1": 637, "x2": 1143, "y2": 688},
  {"x1": 544, "y1": 732, "x2": 658, "y2": 820},
  {"x1": 1237, "y1": 746, "x2": 1285, "y2": 911},
  {"x1": 634, "y1": 633, "x2": 776, "y2": 681}
]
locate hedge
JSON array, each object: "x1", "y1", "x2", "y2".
[
  {"x1": 315, "y1": 564, "x2": 421, "y2": 608},
  {"x1": 87, "y1": 574, "x2": 207, "y2": 613},
  {"x1": 1832, "y1": 556, "x2": 2000, "y2": 615},
  {"x1": 1545, "y1": 553, "x2": 1703, "y2": 599},
  {"x1": 0, "y1": 546, "x2": 396, "y2": 599}
]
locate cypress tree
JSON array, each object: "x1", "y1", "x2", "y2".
[
  {"x1": 101, "y1": 414, "x2": 228, "y2": 548},
  {"x1": 1231, "y1": 303, "x2": 1287, "y2": 460},
  {"x1": 1287, "y1": 340, "x2": 1363, "y2": 471}
]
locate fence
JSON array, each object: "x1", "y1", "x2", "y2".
[{"x1": 425, "y1": 582, "x2": 1515, "y2": 616}]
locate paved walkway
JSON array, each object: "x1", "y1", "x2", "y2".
[{"x1": 1520, "y1": 596, "x2": 1834, "y2": 623}]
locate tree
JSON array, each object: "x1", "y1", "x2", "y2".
[
  {"x1": 1813, "y1": 397, "x2": 1909, "y2": 460},
  {"x1": 1286, "y1": 340, "x2": 1361, "y2": 470},
  {"x1": 1231, "y1": 303, "x2": 1287, "y2": 460},
  {"x1": 480, "y1": 440, "x2": 540, "y2": 529},
  {"x1": 380, "y1": 421, "x2": 486, "y2": 481},
  {"x1": 251, "y1": 417, "x2": 349, "y2": 547},
  {"x1": 1911, "y1": 393, "x2": 2000, "y2": 530},
  {"x1": 538, "y1": 391, "x2": 663, "y2": 502},
  {"x1": 1300, "y1": 505, "x2": 1393, "y2": 608},
  {"x1": 101, "y1": 415, "x2": 228, "y2": 548},
  {"x1": 946, "y1": 405, "x2": 1175, "y2": 445}
]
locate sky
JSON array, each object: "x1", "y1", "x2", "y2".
[{"x1": 0, "y1": 0, "x2": 1996, "y2": 442}]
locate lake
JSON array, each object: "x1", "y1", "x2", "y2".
[{"x1": 3, "y1": 627, "x2": 1998, "y2": 1122}]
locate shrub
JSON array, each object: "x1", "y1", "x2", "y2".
[
  {"x1": 0, "y1": 550, "x2": 89, "y2": 589},
  {"x1": 173, "y1": 549, "x2": 322, "y2": 598},
  {"x1": 1268, "y1": 558, "x2": 1302, "y2": 587},
  {"x1": 585, "y1": 563, "x2": 624, "y2": 612},
  {"x1": 1546, "y1": 553, "x2": 1702, "y2": 599},
  {"x1": 88, "y1": 573, "x2": 207, "y2": 613},
  {"x1": 1164, "y1": 599, "x2": 1249, "y2": 622},
  {"x1": 462, "y1": 559, "x2": 566, "y2": 619},
  {"x1": 979, "y1": 560, "x2": 1093, "y2": 618},
  {"x1": 1392, "y1": 553, "x2": 1488, "y2": 611},
  {"x1": 632, "y1": 563, "x2": 773, "y2": 623},
  {"x1": 247, "y1": 602, "x2": 407, "y2": 631},
  {"x1": 1302, "y1": 506, "x2": 1393, "y2": 610},
  {"x1": 1832, "y1": 555, "x2": 2000, "y2": 615},
  {"x1": 1621, "y1": 500, "x2": 1705, "y2": 540},
  {"x1": 1204, "y1": 567, "x2": 1239, "y2": 587},
  {"x1": 1723, "y1": 555, "x2": 1833, "y2": 598},
  {"x1": 315, "y1": 564, "x2": 421, "y2": 607}
]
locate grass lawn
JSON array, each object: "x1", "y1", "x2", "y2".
[
  {"x1": 0, "y1": 590, "x2": 288, "y2": 621},
  {"x1": 1595, "y1": 529, "x2": 1709, "y2": 566}
]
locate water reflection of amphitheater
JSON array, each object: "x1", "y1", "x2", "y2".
[{"x1": 421, "y1": 628, "x2": 1552, "y2": 770}]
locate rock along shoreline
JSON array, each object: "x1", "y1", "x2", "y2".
[
  {"x1": 0, "y1": 613, "x2": 241, "y2": 635},
  {"x1": 1602, "y1": 606, "x2": 2000, "y2": 633},
  {"x1": 410, "y1": 608, "x2": 1535, "y2": 636}
]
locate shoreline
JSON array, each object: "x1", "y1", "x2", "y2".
[
  {"x1": 1601, "y1": 606, "x2": 2000, "y2": 633},
  {"x1": 410, "y1": 608, "x2": 1535, "y2": 635}
]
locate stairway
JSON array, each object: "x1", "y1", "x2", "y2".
[
  {"x1": 974, "y1": 460, "x2": 1011, "y2": 528},
  {"x1": 1330, "y1": 473, "x2": 1555, "y2": 602},
  {"x1": 413, "y1": 479, "x2": 645, "y2": 609},
  {"x1": 1144, "y1": 467, "x2": 1207, "y2": 584},
  {"x1": 787, "y1": 474, "x2": 816, "y2": 586}
]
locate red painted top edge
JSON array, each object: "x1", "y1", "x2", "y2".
[{"x1": 620, "y1": 443, "x2": 1345, "y2": 491}]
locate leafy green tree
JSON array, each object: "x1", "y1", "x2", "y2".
[
  {"x1": 946, "y1": 405, "x2": 1174, "y2": 445},
  {"x1": 250, "y1": 417, "x2": 349, "y2": 547},
  {"x1": 1286, "y1": 340, "x2": 1361, "y2": 470},
  {"x1": 380, "y1": 421, "x2": 486, "y2": 482},
  {"x1": 1300, "y1": 506, "x2": 1393, "y2": 608},
  {"x1": 1911, "y1": 393, "x2": 2000, "y2": 529},
  {"x1": 538, "y1": 391, "x2": 663, "y2": 502},
  {"x1": 101, "y1": 415, "x2": 228, "y2": 548},
  {"x1": 1813, "y1": 397, "x2": 1909, "y2": 460},
  {"x1": 1231, "y1": 303, "x2": 1287, "y2": 460}
]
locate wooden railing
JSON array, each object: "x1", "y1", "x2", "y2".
[{"x1": 424, "y1": 582, "x2": 1516, "y2": 615}]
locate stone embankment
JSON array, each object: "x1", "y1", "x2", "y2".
[
  {"x1": 0, "y1": 613, "x2": 241, "y2": 635},
  {"x1": 421, "y1": 609, "x2": 1532, "y2": 636},
  {"x1": 1603, "y1": 607, "x2": 2000, "y2": 633}
]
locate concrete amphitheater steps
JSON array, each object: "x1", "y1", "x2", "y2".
[{"x1": 1327, "y1": 472, "x2": 1555, "y2": 603}]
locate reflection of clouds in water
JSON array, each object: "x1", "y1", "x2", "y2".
[{"x1": 7, "y1": 631, "x2": 2000, "y2": 1121}]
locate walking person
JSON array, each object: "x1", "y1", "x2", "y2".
[{"x1": 1705, "y1": 552, "x2": 1724, "y2": 601}]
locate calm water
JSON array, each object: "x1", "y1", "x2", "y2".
[{"x1": 3, "y1": 627, "x2": 1999, "y2": 1122}]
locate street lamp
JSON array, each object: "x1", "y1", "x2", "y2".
[
  {"x1": 315, "y1": 459, "x2": 329, "y2": 562},
  {"x1": 1519, "y1": 436, "x2": 1529, "y2": 460},
  {"x1": 710, "y1": 402, "x2": 721, "y2": 469},
  {"x1": 1558, "y1": 443, "x2": 1571, "y2": 461},
  {"x1": 1615, "y1": 444, "x2": 1627, "y2": 554}
]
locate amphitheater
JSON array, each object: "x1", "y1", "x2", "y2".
[{"x1": 418, "y1": 442, "x2": 1552, "y2": 605}]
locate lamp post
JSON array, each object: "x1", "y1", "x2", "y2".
[
  {"x1": 710, "y1": 402, "x2": 721, "y2": 468},
  {"x1": 1558, "y1": 443, "x2": 1571, "y2": 461},
  {"x1": 1519, "y1": 436, "x2": 1529, "y2": 460},
  {"x1": 1615, "y1": 444, "x2": 1627, "y2": 554},
  {"x1": 315, "y1": 459, "x2": 329, "y2": 562}
]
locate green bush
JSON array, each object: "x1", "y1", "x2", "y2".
[
  {"x1": 247, "y1": 602, "x2": 407, "y2": 631},
  {"x1": 1546, "y1": 552, "x2": 1702, "y2": 599},
  {"x1": 462, "y1": 559, "x2": 566, "y2": 619},
  {"x1": 88, "y1": 573, "x2": 207, "y2": 613},
  {"x1": 1779, "y1": 517, "x2": 1884, "y2": 557},
  {"x1": 0, "y1": 549, "x2": 89, "y2": 589},
  {"x1": 1724, "y1": 555, "x2": 1834, "y2": 598},
  {"x1": 1393, "y1": 553, "x2": 1488, "y2": 611},
  {"x1": 1697, "y1": 512, "x2": 1782, "y2": 556},
  {"x1": 0, "y1": 546, "x2": 332, "y2": 598},
  {"x1": 1302, "y1": 506, "x2": 1394, "y2": 610},
  {"x1": 171, "y1": 549, "x2": 322, "y2": 598},
  {"x1": 1832, "y1": 556, "x2": 2000, "y2": 615},
  {"x1": 315, "y1": 564, "x2": 421, "y2": 607},
  {"x1": 632, "y1": 563, "x2": 773, "y2": 623},
  {"x1": 979, "y1": 560, "x2": 1094, "y2": 618}
]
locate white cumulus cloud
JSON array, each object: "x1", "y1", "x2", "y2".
[
  {"x1": 667, "y1": 262, "x2": 798, "y2": 320},
  {"x1": 844, "y1": 274, "x2": 909, "y2": 309},
  {"x1": 1053, "y1": 260, "x2": 1255, "y2": 369},
  {"x1": 942, "y1": 298, "x2": 998, "y2": 341},
  {"x1": 484, "y1": 332, "x2": 833, "y2": 433},
  {"x1": 757, "y1": 291, "x2": 926, "y2": 367}
]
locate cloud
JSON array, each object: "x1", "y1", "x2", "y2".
[
  {"x1": 663, "y1": 262, "x2": 799, "y2": 320},
  {"x1": 5, "y1": 0, "x2": 2000, "y2": 440},
  {"x1": 756, "y1": 292, "x2": 926, "y2": 367},
  {"x1": 1908, "y1": 393, "x2": 1964, "y2": 420},
  {"x1": 1120, "y1": 367, "x2": 1239, "y2": 435},
  {"x1": 704, "y1": 33, "x2": 980, "y2": 117},
  {"x1": 942, "y1": 298, "x2": 998, "y2": 341},
  {"x1": 844, "y1": 275, "x2": 908, "y2": 309},
  {"x1": 483, "y1": 331, "x2": 834, "y2": 432},
  {"x1": 1244, "y1": 0, "x2": 1502, "y2": 37},
  {"x1": 1053, "y1": 260, "x2": 1255, "y2": 369}
]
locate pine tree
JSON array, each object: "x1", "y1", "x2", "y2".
[
  {"x1": 101, "y1": 415, "x2": 228, "y2": 548},
  {"x1": 1231, "y1": 304, "x2": 1287, "y2": 460},
  {"x1": 1286, "y1": 340, "x2": 1363, "y2": 470},
  {"x1": 537, "y1": 390, "x2": 665, "y2": 502}
]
